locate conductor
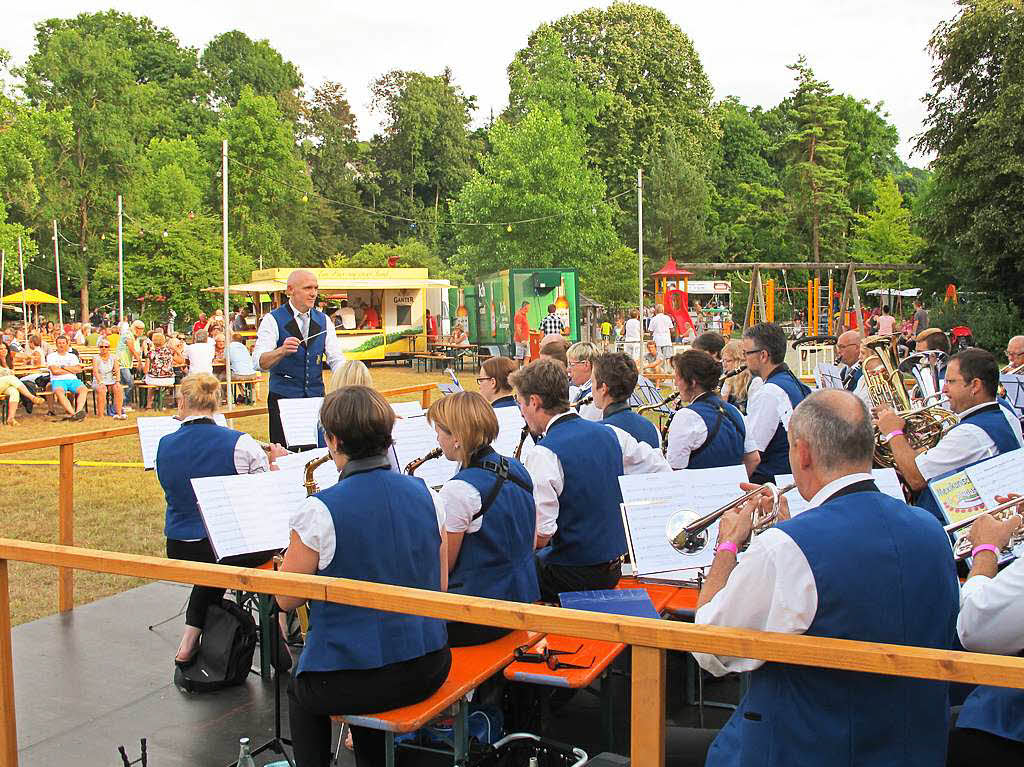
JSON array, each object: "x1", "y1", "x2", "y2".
[{"x1": 252, "y1": 269, "x2": 344, "y2": 446}]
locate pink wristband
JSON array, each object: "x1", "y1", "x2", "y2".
[
  {"x1": 716, "y1": 541, "x2": 738, "y2": 556},
  {"x1": 972, "y1": 544, "x2": 1000, "y2": 559},
  {"x1": 886, "y1": 430, "x2": 904, "y2": 441}
]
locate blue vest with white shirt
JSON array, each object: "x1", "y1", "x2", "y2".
[
  {"x1": 601, "y1": 402, "x2": 660, "y2": 449},
  {"x1": 754, "y1": 367, "x2": 810, "y2": 481},
  {"x1": 297, "y1": 458, "x2": 448, "y2": 674},
  {"x1": 685, "y1": 393, "x2": 746, "y2": 470},
  {"x1": 539, "y1": 413, "x2": 627, "y2": 566},
  {"x1": 917, "y1": 402, "x2": 1022, "y2": 523},
  {"x1": 267, "y1": 304, "x2": 328, "y2": 399},
  {"x1": 448, "y1": 447, "x2": 539, "y2": 604},
  {"x1": 491, "y1": 395, "x2": 518, "y2": 410},
  {"x1": 706, "y1": 482, "x2": 958, "y2": 767},
  {"x1": 157, "y1": 420, "x2": 242, "y2": 540}
]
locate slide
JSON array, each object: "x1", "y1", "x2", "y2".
[{"x1": 664, "y1": 289, "x2": 695, "y2": 335}]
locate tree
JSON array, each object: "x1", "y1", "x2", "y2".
[
  {"x1": 452, "y1": 104, "x2": 617, "y2": 278},
  {"x1": 850, "y1": 176, "x2": 923, "y2": 263},
  {"x1": 511, "y1": 4, "x2": 717, "y2": 212},
  {"x1": 917, "y1": 0, "x2": 1024, "y2": 308},
  {"x1": 778, "y1": 57, "x2": 852, "y2": 262},
  {"x1": 201, "y1": 30, "x2": 302, "y2": 112},
  {"x1": 325, "y1": 239, "x2": 460, "y2": 281},
  {"x1": 644, "y1": 132, "x2": 715, "y2": 268},
  {"x1": 836, "y1": 95, "x2": 901, "y2": 213},
  {"x1": 581, "y1": 245, "x2": 640, "y2": 307}
]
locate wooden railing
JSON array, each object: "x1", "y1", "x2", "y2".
[
  {"x1": 0, "y1": 383, "x2": 436, "y2": 612},
  {"x1": 2, "y1": 538, "x2": 1024, "y2": 766}
]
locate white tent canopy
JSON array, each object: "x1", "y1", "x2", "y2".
[{"x1": 867, "y1": 288, "x2": 920, "y2": 297}]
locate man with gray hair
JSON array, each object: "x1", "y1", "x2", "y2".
[{"x1": 692, "y1": 389, "x2": 958, "y2": 767}]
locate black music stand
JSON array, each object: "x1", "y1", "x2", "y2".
[{"x1": 1001, "y1": 374, "x2": 1024, "y2": 422}]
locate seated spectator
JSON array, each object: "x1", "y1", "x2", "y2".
[
  {"x1": 0, "y1": 343, "x2": 45, "y2": 424},
  {"x1": 92, "y1": 339, "x2": 125, "y2": 419},
  {"x1": 337, "y1": 300, "x2": 357, "y2": 330},
  {"x1": 450, "y1": 323, "x2": 469, "y2": 347},
  {"x1": 192, "y1": 312, "x2": 208, "y2": 334},
  {"x1": 226, "y1": 339, "x2": 260, "y2": 380},
  {"x1": 641, "y1": 340, "x2": 667, "y2": 376},
  {"x1": 71, "y1": 323, "x2": 86, "y2": 344},
  {"x1": 47, "y1": 335, "x2": 88, "y2": 421},
  {"x1": 143, "y1": 331, "x2": 183, "y2": 409},
  {"x1": 85, "y1": 325, "x2": 100, "y2": 346},
  {"x1": 212, "y1": 333, "x2": 226, "y2": 370},
  {"x1": 184, "y1": 329, "x2": 215, "y2": 375}
]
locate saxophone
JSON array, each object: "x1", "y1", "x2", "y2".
[
  {"x1": 304, "y1": 453, "x2": 334, "y2": 496},
  {"x1": 405, "y1": 447, "x2": 443, "y2": 475}
]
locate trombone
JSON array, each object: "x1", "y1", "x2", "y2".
[
  {"x1": 666, "y1": 482, "x2": 796, "y2": 555},
  {"x1": 944, "y1": 495, "x2": 1024, "y2": 561}
]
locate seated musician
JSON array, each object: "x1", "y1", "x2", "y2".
[
  {"x1": 566, "y1": 341, "x2": 603, "y2": 421},
  {"x1": 476, "y1": 356, "x2": 519, "y2": 409},
  {"x1": 666, "y1": 350, "x2": 756, "y2": 471},
  {"x1": 948, "y1": 494, "x2": 1024, "y2": 764},
  {"x1": 695, "y1": 390, "x2": 959, "y2": 767},
  {"x1": 591, "y1": 351, "x2": 660, "y2": 449},
  {"x1": 156, "y1": 373, "x2": 289, "y2": 666},
  {"x1": 692, "y1": 331, "x2": 726, "y2": 361},
  {"x1": 428, "y1": 391, "x2": 539, "y2": 646},
  {"x1": 742, "y1": 322, "x2": 811, "y2": 483},
  {"x1": 1005, "y1": 335, "x2": 1024, "y2": 372},
  {"x1": 538, "y1": 338, "x2": 568, "y2": 366},
  {"x1": 835, "y1": 329, "x2": 863, "y2": 392},
  {"x1": 509, "y1": 359, "x2": 670, "y2": 602},
  {"x1": 277, "y1": 386, "x2": 451, "y2": 767},
  {"x1": 877, "y1": 348, "x2": 1023, "y2": 522}
]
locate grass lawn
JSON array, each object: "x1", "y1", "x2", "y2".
[{"x1": 0, "y1": 363, "x2": 478, "y2": 626}]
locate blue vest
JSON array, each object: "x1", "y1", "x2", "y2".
[
  {"x1": 157, "y1": 420, "x2": 242, "y2": 540},
  {"x1": 267, "y1": 305, "x2": 329, "y2": 398},
  {"x1": 918, "y1": 402, "x2": 1022, "y2": 522},
  {"x1": 491, "y1": 395, "x2": 518, "y2": 410},
  {"x1": 843, "y1": 364, "x2": 862, "y2": 392},
  {"x1": 755, "y1": 367, "x2": 810, "y2": 481},
  {"x1": 449, "y1": 448, "x2": 540, "y2": 604},
  {"x1": 297, "y1": 461, "x2": 448, "y2": 674},
  {"x1": 957, "y1": 678, "x2": 1024, "y2": 743},
  {"x1": 540, "y1": 413, "x2": 627, "y2": 566},
  {"x1": 707, "y1": 486, "x2": 958, "y2": 767},
  {"x1": 685, "y1": 393, "x2": 746, "y2": 470},
  {"x1": 601, "y1": 402, "x2": 660, "y2": 449}
]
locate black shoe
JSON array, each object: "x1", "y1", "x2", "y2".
[{"x1": 72, "y1": 409, "x2": 86, "y2": 421}]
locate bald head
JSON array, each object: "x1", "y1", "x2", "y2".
[
  {"x1": 1007, "y1": 335, "x2": 1024, "y2": 367},
  {"x1": 287, "y1": 269, "x2": 319, "y2": 312},
  {"x1": 789, "y1": 389, "x2": 874, "y2": 473},
  {"x1": 836, "y1": 330, "x2": 863, "y2": 365}
]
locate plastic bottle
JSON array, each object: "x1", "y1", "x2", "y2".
[
  {"x1": 528, "y1": 757, "x2": 539, "y2": 767},
  {"x1": 236, "y1": 737, "x2": 256, "y2": 767}
]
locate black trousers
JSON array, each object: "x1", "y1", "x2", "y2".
[
  {"x1": 535, "y1": 556, "x2": 621, "y2": 604},
  {"x1": 948, "y1": 727, "x2": 1024, "y2": 765},
  {"x1": 446, "y1": 621, "x2": 512, "y2": 648},
  {"x1": 288, "y1": 646, "x2": 452, "y2": 767},
  {"x1": 164, "y1": 538, "x2": 277, "y2": 628}
]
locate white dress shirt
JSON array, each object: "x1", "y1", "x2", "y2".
[
  {"x1": 693, "y1": 472, "x2": 875, "y2": 676},
  {"x1": 649, "y1": 314, "x2": 674, "y2": 347},
  {"x1": 568, "y1": 382, "x2": 603, "y2": 422},
  {"x1": 666, "y1": 399, "x2": 758, "y2": 469},
  {"x1": 958, "y1": 558, "x2": 1024, "y2": 654},
  {"x1": 291, "y1": 480, "x2": 446, "y2": 570},
  {"x1": 524, "y1": 411, "x2": 672, "y2": 538},
  {"x1": 745, "y1": 376, "x2": 796, "y2": 452},
  {"x1": 251, "y1": 300, "x2": 346, "y2": 373},
  {"x1": 915, "y1": 400, "x2": 1024, "y2": 481},
  {"x1": 624, "y1": 318, "x2": 642, "y2": 342},
  {"x1": 339, "y1": 306, "x2": 356, "y2": 330},
  {"x1": 183, "y1": 342, "x2": 215, "y2": 375}
]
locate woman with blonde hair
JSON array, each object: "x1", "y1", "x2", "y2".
[
  {"x1": 428, "y1": 391, "x2": 538, "y2": 646},
  {"x1": 155, "y1": 373, "x2": 289, "y2": 666},
  {"x1": 720, "y1": 339, "x2": 754, "y2": 414},
  {"x1": 326, "y1": 358, "x2": 372, "y2": 393},
  {"x1": 476, "y1": 356, "x2": 518, "y2": 408}
]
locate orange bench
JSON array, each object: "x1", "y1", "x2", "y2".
[{"x1": 337, "y1": 629, "x2": 543, "y2": 766}]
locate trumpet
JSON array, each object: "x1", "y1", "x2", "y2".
[
  {"x1": 405, "y1": 447, "x2": 443, "y2": 476},
  {"x1": 1000, "y1": 362, "x2": 1024, "y2": 375},
  {"x1": 666, "y1": 482, "x2": 796, "y2": 555},
  {"x1": 513, "y1": 424, "x2": 531, "y2": 461},
  {"x1": 304, "y1": 453, "x2": 334, "y2": 496},
  {"x1": 944, "y1": 495, "x2": 1024, "y2": 561}
]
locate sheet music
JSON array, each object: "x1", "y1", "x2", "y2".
[
  {"x1": 1000, "y1": 375, "x2": 1024, "y2": 419},
  {"x1": 775, "y1": 468, "x2": 904, "y2": 516},
  {"x1": 437, "y1": 383, "x2": 461, "y2": 396},
  {"x1": 965, "y1": 450, "x2": 1024, "y2": 509},
  {"x1": 138, "y1": 413, "x2": 228, "y2": 470},
  {"x1": 191, "y1": 468, "x2": 309, "y2": 559},
  {"x1": 815, "y1": 363, "x2": 845, "y2": 390},
  {"x1": 272, "y1": 447, "x2": 340, "y2": 492},
  {"x1": 278, "y1": 396, "x2": 323, "y2": 447},
  {"x1": 492, "y1": 406, "x2": 534, "y2": 461},
  {"x1": 619, "y1": 466, "x2": 749, "y2": 580},
  {"x1": 391, "y1": 416, "x2": 459, "y2": 487},
  {"x1": 391, "y1": 400, "x2": 425, "y2": 419}
]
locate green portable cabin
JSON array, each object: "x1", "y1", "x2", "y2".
[{"x1": 456, "y1": 269, "x2": 582, "y2": 352}]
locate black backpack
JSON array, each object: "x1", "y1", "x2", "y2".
[{"x1": 173, "y1": 599, "x2": 257, "y2": 693}]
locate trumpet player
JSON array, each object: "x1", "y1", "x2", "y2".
[
  {"x1": 591, "y1": 352, "x2": 659, "y2": 449},
  {"x1": 948, "y1": 494, "x2": 1024, "y2": 764},
  {"x1": 1004, "y1": 335, "x2": 1024, "y2": 372},
  {"x1": 694, "y1": 390, "x2": 959, "y2": 767},
  {"x1": 665, "y1": 351, "x2": 756, "y2": 471},
  {"x1": 835, "y1": 330, "x2": 863, "y2": 392},
  {"x1": 877, "y1": 348, "x2": 1023, "y2": 522}
]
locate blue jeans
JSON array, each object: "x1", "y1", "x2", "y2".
[{"x1": 119, "y1": 366, "x2": 134, "y2": 400}]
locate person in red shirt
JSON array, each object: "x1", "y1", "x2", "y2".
[
  {"x1": 362, "y1": 304, "x2": 380, "y2": 329},
  {"x1": 192, "y1": 312, "x2": 208, "y2": 335},
  {"x1": 513, "y1": 301, "x2": 531, "y2": 366},
  {"x1": 425, "y1": 309, "x2": 438, "y2": 342}
]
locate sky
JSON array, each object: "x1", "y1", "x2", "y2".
[{"x1": 1, "y1": 0, "x2": 961, "y2": 164}]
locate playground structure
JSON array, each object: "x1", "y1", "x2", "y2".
[{"x1": 650, "y1": 259, "x2": 733, "y2": 335}]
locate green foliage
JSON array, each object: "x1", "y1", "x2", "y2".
[
  {"x1": 929, "y1": 295, "x2": 1022, "y2": 361},
  {"x1": 917, "y1": 0, "x2": 1024, "y2": 309},
  {"x1": 836, "y1": 96, "x2": 901, "y2": 213},
  {"x1": 451, "y1": 104, "x2": 617, "y2": 278},
  {"x1": 580, "y1": 245, "x2": 640, "y2": 307},
  {"x1": 645, "y1": 132, "x2": 714, "y2": 266},
  {"x1": 325, "y1": 239, "x2": 460, "y2": 282},
  {"x1": 850, "y1": 176, "x2": 923, "y2": 263},
  {"x1": 201, "y1": 30, "x2": 302, "y2": 110}
]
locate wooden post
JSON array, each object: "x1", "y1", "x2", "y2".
[
  {"x1": 420, "y1": 386, "x2": 432, "y2": 410},
  {"x1": 631, "y1": 645, "x2": 666, "y2": 767},
  {"x1": 0, "y1": 560, "x2": 18, "y2": 767},
  {"x1": 57, "y1": 443, "x2": 74, "y2": 612}
]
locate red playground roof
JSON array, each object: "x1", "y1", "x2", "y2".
[{"x1": 652, "y1": 258, "x2": 695, "y2": 277}]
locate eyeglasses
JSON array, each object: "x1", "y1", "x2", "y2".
[
  {"x1": 475, "y1": 376, "x2": 494, "y2": 384},
  {"x1": 567, "y1": 360, "x2": 588, "y2": 367},
  {"x1": 513, "y1": 643, "x2": 593, "y2": 670},
  {"x1": 742, "y1": 348, "x2": 766, "y2": 357}
]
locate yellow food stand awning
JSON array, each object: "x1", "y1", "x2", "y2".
[{"x1": 2, "y1": 288, "x2": 67, "y2": 304}]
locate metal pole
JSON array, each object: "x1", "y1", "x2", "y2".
[
  {"x1": 53, "y1": 220, "x2": 64, "y2": 327},
  {"x1": 222, "y1": 139, "x2": 234, "y2": 407},
  {"x1": 637, "y1": 168, "x2": 644, "y2": 321},
  {"x1": 17, "y1": 238, "x2": 27, "y2": 336},
  {"x1": 117, "y1": 194, "x2": 124, "y2": 323}
]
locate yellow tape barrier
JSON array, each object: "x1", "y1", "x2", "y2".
[{"x1": 0, "y1": 459, "x2": 145, "y2": 468}]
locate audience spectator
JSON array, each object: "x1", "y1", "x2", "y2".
[
  {"x1": 231, "y1": 307, "x2": 249, "y2": 333},
  {"x1": 142, "y1": 331, "x2": 182, "y2": 410},
  {"x1": 192, "y1": 312, "x2": 208, "y2": 334},
  {"x1": 184, "y1": 329, "x2": 215, "y2": 375},
  {"x1": 337, "y1": 300, "x2": 356, "y2": 330},
  {"x1": 0, "y1": 348, "x2": 44, "y2": 425},
  {"x1": 47, "y1": 335, "x2": 88, "y2": 420},
  {"x1": 641, "y1": 340, "x2": 667, "y2": 376},
  {"x1": 92, "y1": 338, "x2": 126, "y2": 419}
]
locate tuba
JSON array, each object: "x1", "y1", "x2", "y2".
[
  {"x1": 405, "y1": 447, "x2": 443, "y2": 476},
  {"x1": 862, "y1": 334, "x2": 958, "y2": 468},
  {"x1": 304, "y1": 453, "x2": 334, "y2": 496}
]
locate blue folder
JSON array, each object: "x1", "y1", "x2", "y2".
[{"x1": 558, "y1": 589, "x2": 660, "y2": 620}]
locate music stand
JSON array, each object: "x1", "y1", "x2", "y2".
[{"x1": 1000, "y1": 374, "x2": 1024, "y2": 421}]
